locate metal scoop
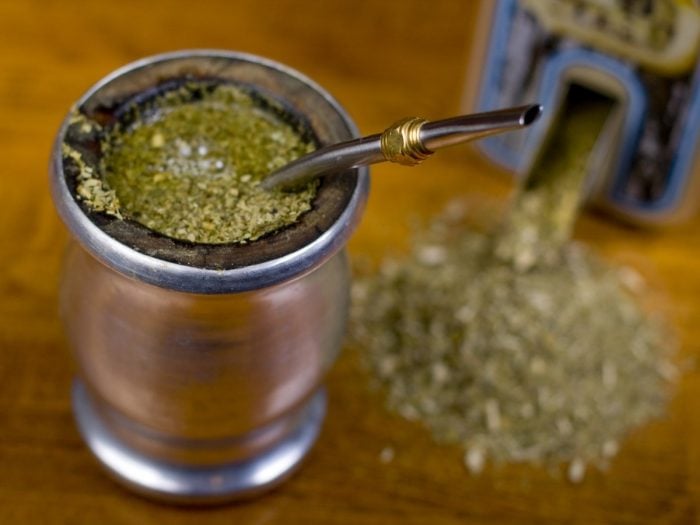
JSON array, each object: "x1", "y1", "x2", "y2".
[{"x1": 262, "y1": 104, "x2": 542, "y2": 191}]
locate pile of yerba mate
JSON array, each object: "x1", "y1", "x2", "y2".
[{"x1": 351, "y1": 92, "x2": 676, "y2": 482}]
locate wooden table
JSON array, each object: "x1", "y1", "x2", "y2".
[{"x1": 1, "y1": 1, "x2": 699, "y2": 522}]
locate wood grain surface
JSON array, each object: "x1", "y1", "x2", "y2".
[{"x1": 1, "y1": 1, "x2": 700, "y2": 523}]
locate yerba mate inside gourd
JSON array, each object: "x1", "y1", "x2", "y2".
[{"x1": 98, "y1": 82, "x2": 317, "y2": 244}]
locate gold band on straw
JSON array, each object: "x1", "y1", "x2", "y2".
[{"x1": 380, "y1": 117, "x2": 433, "y2": 166}]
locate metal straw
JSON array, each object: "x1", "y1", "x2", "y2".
[{"x1": 262, "y1": 104, "x2": 542, "y2": 191}]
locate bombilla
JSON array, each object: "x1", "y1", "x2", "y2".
[{"x1": 262, "y1": 104, "x2": 542, "y2": 191}]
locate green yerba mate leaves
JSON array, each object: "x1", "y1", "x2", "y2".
[
  {"x1": 89, "y1": 83, "x2": 317, "y2": 244},
  {"x1": 351, "y1": 93, "x2": 676, "y2": 483}
]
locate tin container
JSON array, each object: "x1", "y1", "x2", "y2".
[
  {"x1": 463, "y1": 0, "x2": 700, "y2": 224},
  {"x1": 50, "y1": 50, "x2": 369, "y2": 502}
]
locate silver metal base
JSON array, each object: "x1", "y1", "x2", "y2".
[{"x1": 72, "y1": 381, "x2": 326, "y2": 503}]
